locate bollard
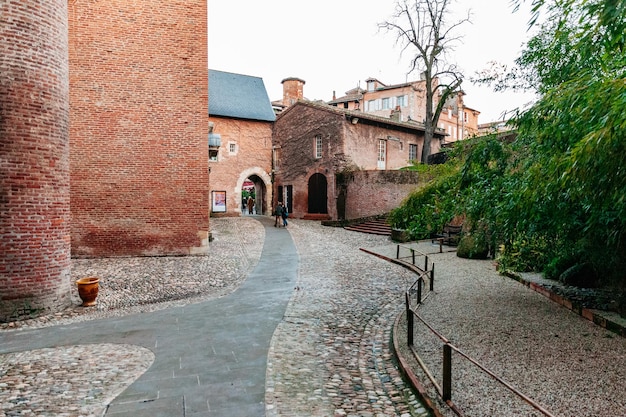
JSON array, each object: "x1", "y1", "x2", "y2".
[
  {"x1": 443, "y1": 344, "x2": 452, "y2": 401},
  {"x1": 397, "y1": 244, "x2": 400, "y2": 259},
  {"x1": 406, "y1": 292, "x2": 414, "y2": 346},
  {"x1": 417, "y1": 277, "x2": 422, "y2": 304},
  {"x1": 430, "y1": 266, "x2": 434, "y2": 291},
  {"x1": 412, "y1": 248, "x2": 415, "y2": 265},
  {"x1": 424, "y1": 255, "x2": 428, "y2": 272}
]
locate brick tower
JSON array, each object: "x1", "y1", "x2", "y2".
[
  {"x1": 0, "y1": 1, "x2": 72, "y2": 321},
  {"x1": 281, "y1": 77, "x2": 306, "y2": 107}
]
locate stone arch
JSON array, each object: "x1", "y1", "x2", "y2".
[{"x1": 236, "y1": 168, "x2": 272, "y2": 216}]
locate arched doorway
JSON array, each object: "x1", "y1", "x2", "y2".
[
  {"x1": 308, "y1": 173, "x2": 328, "y2": 214},
  {"x1": 242, "y1": 174, "x2": 267, "y2": 215}
]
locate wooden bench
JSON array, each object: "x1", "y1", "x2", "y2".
[{"x1": 432, "y1": 224, "x2": 463, "y2": 252}]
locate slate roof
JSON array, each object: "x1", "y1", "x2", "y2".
[{"x1": 209, "y1": 70, "x2": 276, "y2": 122}]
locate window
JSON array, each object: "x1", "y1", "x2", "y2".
[
  {"x1": 209, "y1": 149, "x2": 218, "y2": 161},
  {"x1": 314, "y1": 135, "x2": 322, "y2": 159},
  {"x1": 367, "y1": 100, "x2": 375, "y2": 111},
  {"x1": 382, "y1": 97, "x2": 390, "y2": 110},
  {"x1": 396, "y1": 95, "x2": 407, "y2": 107},
  {"x1": 367, "y1": 80, "x2": 375, "y2": 91},
  {"x1": 409, "y1": 144, "x2": 418, "y2": 161},
  {"x1": 377, "y1": 139, "x2": 386, "y2": 169},
  {"x1": 273, "y1": 147, "x2": 281, "y2": 170},
  {"x1": 229, "y1": 143, "x2": 236, "y2": 154}
]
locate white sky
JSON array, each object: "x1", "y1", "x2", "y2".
[{"x1": 208, "y1": 0, "x2": 538, "y2": 123}]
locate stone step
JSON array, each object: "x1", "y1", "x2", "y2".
[{"x1": 344, "y1": 219, "x2": 392, "y2": 236}]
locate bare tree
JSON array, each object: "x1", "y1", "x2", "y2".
[{"x1": 379, "y1": 0, "x2": 469, "y2": 163}]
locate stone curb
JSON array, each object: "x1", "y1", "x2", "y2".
[
  {"x1": 391, "y1": 312, "x2": 446, "y2": 417},
  {"x1": 502, "y1": 270, "x2": 626, "y2": 338},
  {"x1": 360, "y1": 247, "x2": 447, "y2": 416}
]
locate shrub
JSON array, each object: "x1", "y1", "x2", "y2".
[{"x1": 456, "y1": 232, "x2": 490, "y2": 259}]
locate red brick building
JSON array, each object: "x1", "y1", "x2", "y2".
[
  {"x1": 438, "y1": 91, "x2": 480, "y2": 144},
  {"x1": 273, "y1": 100, "x2": 444, "y2": 221},
  {"x1": 1, "y1": 0, "x2": 209, "y2": 321},
  {"x1": 208, "y1": 70, "x2": 275, "y2": 216},
  {"x1": 68, "y1": 0, "x2": 210, "y2": 257},
  {"x1": 1, "y1": 0, "x2": 72, "y2": 320}
]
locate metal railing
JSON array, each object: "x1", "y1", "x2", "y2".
[{"x1": 398, "y1": 243, "x2": 556, "y2": 417}]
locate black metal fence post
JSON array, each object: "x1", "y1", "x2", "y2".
[
  {"x1": 443, "y1": 344, "x2": 452, "y2": 401},
  {"x1": 396, "y1": 244, "x2": 400, "y2": 260},
  {"x1": 430, "y1": 265, "x2": 434, "y2": 291},
  {"x1": 417, "y1": 277, "x2": 422, "y2": 304},
  {"x1": 424, "y1": 255, "x2": 428, "y2": 272},
  {"x1": 405, "y1": 292, "x2": 414, "y2": 346},
  {"x1": 411, "y1": 248, "x2": 415, "y2": 265}
]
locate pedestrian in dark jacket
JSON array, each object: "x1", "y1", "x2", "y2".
[
  {"x1": 281, "y1": 205, "x2": 288, "y2": 227},
  {"x1": 274, "y1": 202, "x2": 284, "y2": 227}
]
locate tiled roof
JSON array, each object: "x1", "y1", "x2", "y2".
[
  {"x1": 277, "y1": 100, "x2": 445, "y2": 137},
  {"x1": 209, "y1": 69, "x2": 276, "y2": 122},
  {"x1": 327, "y1": 93, "x2": 362, "y2": 105}
]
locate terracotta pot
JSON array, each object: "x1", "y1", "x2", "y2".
[{"x1": 76, "y1": 277, "x2": 99, "y2": 307}]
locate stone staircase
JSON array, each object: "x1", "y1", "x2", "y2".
[{"x1": 343, "y1": 218, "x2": 392, "y2": 236}]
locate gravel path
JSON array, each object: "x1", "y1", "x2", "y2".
[{"x1": 395, "y1": 251, "x2": 626, "y2": 417}]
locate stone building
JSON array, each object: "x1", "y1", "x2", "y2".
[
  {"x1": 208, "y1": 70, "x2": 275, "y2": 216},
  {"x1": 273, "y1": 100, "x2": 444, "y2": 221},
  {"x1": 1, "y1": 0, "x2": 209, "y2": 321},
  {"x1": 328, "y1": 76, "x2": 480, "y2": 143},
  {"x1": 438, "y1": 91, "x2": 480, "y2": 143}
]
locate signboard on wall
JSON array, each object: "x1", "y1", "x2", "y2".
[{"x1": 212, "y1": 191, "x2": 226, "y2": 212}]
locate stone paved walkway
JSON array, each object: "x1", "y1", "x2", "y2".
[
  {"x1": 2, "y1": 217, "x2": 624, "y2": 416},
  {"x1": 265, "y1": 221, "x2": 430, "y2": 416},
  {"x1": 0, "y1": 217, "x2": 430, "y2": 417}
]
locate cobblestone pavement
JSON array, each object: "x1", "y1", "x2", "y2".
[
  {"x1": 265, "y1": 221, "x2": 429, "y2": 417},
  {"x1": 4, "y1": 217, "x2": 623, "y2": 416},
  {"x1": 0, "y1": 218, "x2": 430, "y2": 417}
]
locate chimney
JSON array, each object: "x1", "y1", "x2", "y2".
[
  {"x1": 281, "y1": 77, "x2": 306, "y2": 107},
  {"x1": 390, "y1": 105, "x2": 402, "y2": 122}
]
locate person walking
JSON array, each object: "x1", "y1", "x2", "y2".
[
  {"x1": 281, "y1": 204, "x2": 288, "y2": 227},
  {"x1": 274, "y1": 202, "x2": 284, "y2": 227},
  {"x1": 248, "y1": 196, "x2": 254, "y2": 215}
]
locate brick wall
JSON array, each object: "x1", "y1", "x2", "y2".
[
  {"x1": 273, "y1": 103, "x2": 346, "y2": 219},
  {"x1": 208, "y1": 116, "x2": 273, "y2": 216},
  {"x1": 343, "y1": 171, "x2": 422, "y2": 220},
  {"x1": 274, "y1": 102, "x2": 428, "y2": 221},
  {"x1": 68, "y1": 0, "x2": 209, "y2": 256},
  {"x1": 343, "y1": 123, "x2": 425, "y2": 170},
  {"x1": 0, "y1": 0, "x2": 72, "y2": 321}
]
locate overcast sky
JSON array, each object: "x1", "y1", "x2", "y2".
[{"x1": 208, "y1": 0, "x2": 539, "y2": 123}]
